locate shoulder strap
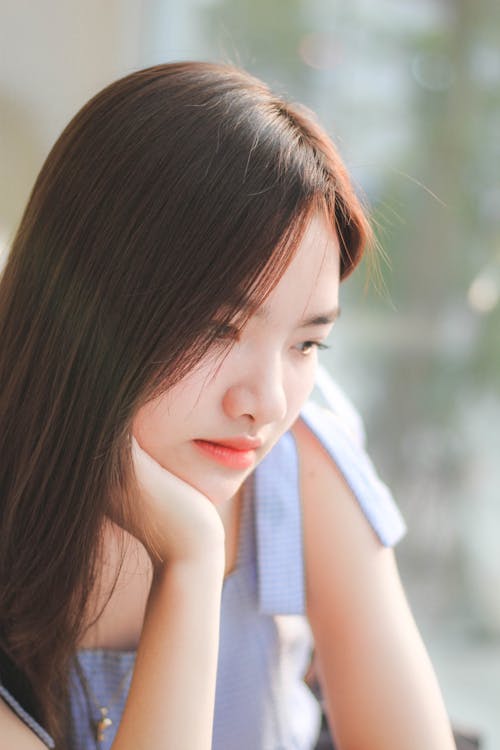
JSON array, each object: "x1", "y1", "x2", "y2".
[
  {"x1": 0, "y1": 647, "x2": 40, "y2": 723},
  {"x1": 0, "y1": 647, "x2": 54, "y2": 747}
]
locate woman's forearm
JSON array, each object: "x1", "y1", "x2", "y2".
[{"x1": 111, "y1": 557, "x2": 224, "y2": 750}]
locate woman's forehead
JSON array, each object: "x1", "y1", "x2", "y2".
[
  {"x1": 211, "y1": 212, "x2": 339, "y2": 324},
  {"x1": 249, "y1": 218, "x2": 340, "y2": 325}
]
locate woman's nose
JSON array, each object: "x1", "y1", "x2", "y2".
[{"x1": 222, "y1": 358, "x2": 287, "y2": 426}]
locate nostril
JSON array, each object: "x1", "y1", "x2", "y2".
[{"x1": 222, "y1": 378, "x2": 287, "y2": 426}]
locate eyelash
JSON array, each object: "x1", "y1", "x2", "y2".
[
  {"x1": 296, "y1": 341, "x2": 330, "y2": 356},
  {"x1": 211, "y1": 324, "x2": 330, "y2": 357}
]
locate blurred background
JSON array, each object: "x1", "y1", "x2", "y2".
[{"x1": 1, "y1": 0, "x2": 499, "y2": 746}]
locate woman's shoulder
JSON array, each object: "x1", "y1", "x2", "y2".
[
  {"x1": 291, "y1": 414, "x2": 384, "y2": 553},
  {"x1": 291, "y1": 398, "x2": 407, "y2": 639},
  {"x1": 0, "y1": 688, "x2": 51, "y2": 749},
  {"x1": 293, "y1": 368, "x2": 406, "y2": 549}
]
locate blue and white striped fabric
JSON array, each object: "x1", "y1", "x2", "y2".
[{"x1": 1, "y1": 371, "x2": 406, "y2": 749}]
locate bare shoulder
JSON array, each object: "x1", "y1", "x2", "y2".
[
  {"x1": 291, "y1": 416, "x2": 391, "y2": 557},
  {"x1": 0, "y1": 697, "x2": 48, "y2": 750},
  {"x1": 290, "y1": 418, "x2": 456, "y2": 749},
  {"x1": 290, "y1": 416, "x2": 402, "y2": 620}
]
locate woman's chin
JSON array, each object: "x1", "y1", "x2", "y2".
[
  {"x1": 185, "y1": 472, "x2": 248, "y2": 506},
  {"x1": 144, "y1": 447, "x2": 251, "y2": 506},
  {"x1": 198, "y1": 481, "x2": 245, "y2": 506}
]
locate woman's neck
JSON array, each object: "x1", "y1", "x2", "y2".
[{"x1": 78, "y1": 489, "x2": 244, "y2": 651}]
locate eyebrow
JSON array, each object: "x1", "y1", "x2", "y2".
[
  {"x1": 297, "y1": 306, "x2": 341, "y2": 327},
  {"x1": 225, "y1": 296, "x2": 340, "y2": 328},
  {"x1": 252, "y1": 304, "x2": 341, "y2": 327}
]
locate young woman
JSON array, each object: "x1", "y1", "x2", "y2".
[{"x1": 0, "y1": 62, "x2": 455, "y2": 750}]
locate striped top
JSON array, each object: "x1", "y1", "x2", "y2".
[{"x1": 0, "y1": 368, "x2": 406, "y2": 749}]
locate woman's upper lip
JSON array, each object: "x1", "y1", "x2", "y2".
[{"x1": 196, "y1": 436, "x2": 263, "y2": 451}]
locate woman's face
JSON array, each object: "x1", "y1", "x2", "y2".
[{"x1": 133, "y1": 212, "x2": 340, "y2": 504}]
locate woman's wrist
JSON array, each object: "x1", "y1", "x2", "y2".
[
  {"x1": 150, "y1": 543, "x2": 226, "y2": 588},
  {"x1": 113, "y1": 537, "x2": 224, "y2": 750}
]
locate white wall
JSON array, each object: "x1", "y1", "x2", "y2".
[{"x1": 0, "y1": 0, "x2": 144, "y2": 252}]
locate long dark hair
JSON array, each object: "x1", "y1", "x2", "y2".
[{"x1": 0, "y1": 61, "x2": 370, "y2": 746}]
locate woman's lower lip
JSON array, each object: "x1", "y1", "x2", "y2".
[{"x1": 193, "y1": 440, "x2": 256, "y2": 469}]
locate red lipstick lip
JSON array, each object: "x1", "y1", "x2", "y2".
[
  {"x1": 193, "y1": 438, "x2": 259, "y2": 469},
  {"x1": 200, "y1": 436, "x2": 263, "y2": 451}
]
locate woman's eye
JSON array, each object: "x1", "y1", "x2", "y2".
[{"x1": 296, "y1": 341, "x2": 330, "y2": 356}]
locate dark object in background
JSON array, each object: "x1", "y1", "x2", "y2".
[{"x1": 452, "y1": 727, "x2": 482, "y2": 750}]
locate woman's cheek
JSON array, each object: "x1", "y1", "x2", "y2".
[
  {"x1": 131, "y1": 396, "x2": 175, "y2": 468},
  {"x1": 285, "y1": 359, "x2": 317, "y2": 424}
]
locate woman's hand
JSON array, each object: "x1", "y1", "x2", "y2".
[{"x1": 129, "y1": 436, "x2": 226, "y2": 570}]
